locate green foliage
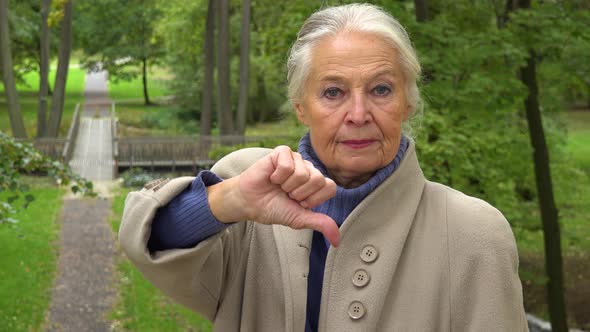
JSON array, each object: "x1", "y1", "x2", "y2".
[
  {"x1": 0, "y1": 67, "x2": 87, "y2": 137},
  {"x1": 208, "y1": 136, "x2": 300, "y2": 160},
  {"x1": 0, "y1": 131, "x2": 94, "y2": 224},
  {"x1": 120, "y1": 168, "x2": 160, "y2": 188},
  {"x1": 0, "y1": 183, "x2": 62, "y2": 331},
  {"x1": 108, "y1": 66, "x2": 172, "y2": 101},
  {"x1": 1, "y1": 0, "x2": 60, "y2": 83},
  {"x1": 75, "y1": 0, "x2": 164, "y2": 83}
]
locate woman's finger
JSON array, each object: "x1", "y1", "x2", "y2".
[
  {"x1": 280, "y1": 152, "x2": 310, "y2": 193},
  {"x1": 300, "y1": 178, "x2": 337, "y2": 209},
  {"x1": 269, "y1": 146, "x2": 295, "y2": 184},
  {"x1": 289, "y1": 210, "x2": 340, "y2": 247},
  {"x1": 288, "y1": 166, "x2": 328, "y2": 202}
]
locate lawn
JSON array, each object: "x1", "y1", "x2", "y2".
[
  {"x1": 561, "y1": 111, "x2": 590, "y2": 176},
  {"x1": 108, "y1": 66, "x2": 172, "y2": 102},
  {"x1": 0, "y1": 178, "x2": 63, "y2": 331},
  {"x1": 115, "y1": 101, "x2": 199, "y2": 137},
  {"x1": 109, "y1": 187, "x2": 212, "y2": 332},
  {"x1": 0, "y1": 68, "x2": 86, "y2": 137}
]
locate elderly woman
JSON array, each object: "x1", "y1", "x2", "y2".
[{"x1": 120, "y1": 3, "x2": 528, "y2": 331}]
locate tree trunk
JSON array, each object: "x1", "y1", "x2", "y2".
[
  {"x1": 216, "y1": 0, "x2": 234, "y2": 137},
  {"x1": 521, "y1": 51, "x2": 569, "y2": 332},
  {"x1": 236, "y1": 0, "x2": 251, "y2": 136},
  {"x1": 414, "y1": 0, "x2": 429, "y2": 22},
  {"x1": 142, "y1": 57, "x2": 152, "y2": 105},
  {"x1": 200, "y1": 0, "x2": 215, "y2": 137},
  {"x1": 0, "y1": 0, "x2": 27, "y2": 138},
  {"x1": 47, "y1": 0, "x2": 72, "y2": 137},
  {"x1": 37, "y1": 0, "x2": 51, "y2": 138},
  {"x1": 256, "y1": 73, "x2": 269, "y2": 122},
  {"x1": 516, "y1": 1, "x2": 568, "y2": 330}
]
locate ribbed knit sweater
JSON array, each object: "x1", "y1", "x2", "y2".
[{"x1": 147, "y1": 133, "x2": 409, "y2": 332}]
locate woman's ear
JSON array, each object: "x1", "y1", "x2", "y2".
[{"x1": 294, "y1": 103, "x2": 309, "y2": 126}]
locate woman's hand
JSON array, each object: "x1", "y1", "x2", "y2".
[{"x1": 207, "y1": 146, "x2": 340, "y2": 247}]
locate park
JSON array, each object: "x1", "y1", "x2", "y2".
[{"x1": 1, "y1": 0, "x2": 589, "y2": 331}]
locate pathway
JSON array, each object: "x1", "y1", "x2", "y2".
[
  {"x1": 69, "y1": 70, "x2": 114, "y2": 181},
  {"x1": 46, "y1": 70, "x2": 118, "y2": 332}
]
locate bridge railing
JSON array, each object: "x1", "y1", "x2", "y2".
[
  {"x1": 17, "y1": 137, "x2": 69, "y2": 161},
  {"x1": 114, "y1": 135, "x2": 291, "y2": 172},
  {"x1": 62, "y1": 103, "x2": 81, "y2": 162},
  {"x1": 111, "y1": 102, "x2": 119, "y2": 176}
]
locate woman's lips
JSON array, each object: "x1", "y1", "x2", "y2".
[{"x1": 341, "y1": 139, "x2": 376, "y2": 149}]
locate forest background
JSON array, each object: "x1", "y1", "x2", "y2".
[{"x1": 1, "y1": 0, "x2": 589, "y2": 331}]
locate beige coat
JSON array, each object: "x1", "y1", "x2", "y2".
[{"x1": 119, "y1": 141, "x2": 528, "y2": 331}]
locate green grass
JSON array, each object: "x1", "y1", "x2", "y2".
[
  {"x1": 245, "y1": 113, "x2": 308, "y2": 138},
  {"x1": 508, "y1": 110, "x2": 590, "y2": 254},
  {"x1": 561, "y1": 111, "x2": 590, "y2": 176},
  {"x1": 0, "y1": 179, "x2": 63, "y2": 331},
  {"x1": 109, "y1": 187, "x2": 212, "y2": 332},
  {"x1": 0, "y1": 68, "x2": 86, "y2": 137},
  {"x1": 109, "y1": 66, "x2": 172, "y2": 101},
  {"x1": 115, "y1": 101, "x2": 198, "y2": 137}
]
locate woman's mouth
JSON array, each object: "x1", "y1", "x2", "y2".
[{"x1": 341, "y1": 139, "x2": 376, "y2": 149}]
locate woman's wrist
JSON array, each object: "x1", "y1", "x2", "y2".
[{"x1": 207, "y1": 176, "x2": 249, "y2": 223}]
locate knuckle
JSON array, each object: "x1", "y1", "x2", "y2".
[
  {"x1": 294, "y1": 168, "x2": 310, "y2": 182},
  {"x1": 276, "y1": 161, "x2": 294, "y2": 174},
  {"x1": 309, "y1": 173, "x2": 325, "y2": 187}
]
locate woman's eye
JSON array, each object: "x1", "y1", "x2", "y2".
[
  {"x1": 323, "y1": 87, "x2": 342, "y2": 99},
  {"x1": 373, "y1": 84, "x2": 392, "y2": 96}
]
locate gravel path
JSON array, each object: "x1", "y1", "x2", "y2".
[
  {"x1": 69, "y1": 70, "x2": 114, "y2": 181},
  {"x1": 45, "y1": 70, "x2": 118, "y2": 331},
  {"x1": 45, "y1": 198, "x2": 116, "y2": 332}
]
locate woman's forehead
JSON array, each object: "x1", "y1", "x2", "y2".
[{"x1": 309, "y1": 32, "x2": 401, "y2": 82}]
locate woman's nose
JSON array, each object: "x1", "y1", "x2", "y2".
[{"x1": 345, "y1": 92, "x2": 372, "y2": 126}]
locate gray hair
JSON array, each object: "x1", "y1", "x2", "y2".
[{"x1": 287, "y1": 3, "x2": 422, "y2": 132}]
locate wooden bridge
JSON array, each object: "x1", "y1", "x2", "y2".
[{"x1": 20, "y1": 101, "x2": 284, "y2": 180}]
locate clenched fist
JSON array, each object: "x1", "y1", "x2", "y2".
[{"x1": 207, "y1": 146, "x2": 340, "y2": 247}]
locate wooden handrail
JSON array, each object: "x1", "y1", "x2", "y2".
[{"x1": 62, "y1": 103, "x2": 81, "y2": 162}]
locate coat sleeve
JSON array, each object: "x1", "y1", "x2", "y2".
[
  {"x1": 446, "y1": 189, "x2": 529, "y2": 331},
  {"x1": 118, "y1": 148, "x2": 272, "y2": 321}
]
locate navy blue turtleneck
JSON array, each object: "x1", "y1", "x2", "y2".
[{"x1": 147, "y1": 133, "x2": 409, "y2": 331}]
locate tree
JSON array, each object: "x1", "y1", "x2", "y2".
[
  {"x1": 414, "y1": 0, "x2": 429, "y2": 22},
  {"x1": 76, "y1": 0, "x2": 164, "y2": 106},
  {"x1": 216, "y1": 0, "x2": 234, "y2": 136},
  {"x1": 200, "y1": 0, "x2": 215, "y2": 137},
  {"x1": 0, "y1": 0, "x2": 28, "y2": 138},
  {"x1": 511, "y1": 1, "x2": 568, "y2": 330},
  {"x1": 37, "y1": 0, "x2": 51, "y2": 138},
  {"x1": 236, "y1": 0, "x2": 251, "y2": 136},
  {"x1": 46, "y1": 0, "x2": 72, "y2": 138}
]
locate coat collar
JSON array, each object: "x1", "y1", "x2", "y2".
[{"x1": 272, "y1": 139, "x2": 426, "y2": 331}]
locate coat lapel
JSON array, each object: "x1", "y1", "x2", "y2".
[
  {"x1": 318, "y1": 141, "x2": 426, "y2": 331},
  {"x1": 272, "y1": 224, "x2": 313, "y2": 332}
]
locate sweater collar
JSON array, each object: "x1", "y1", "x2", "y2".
[{"x1": 297, "y1": 132, "x2": 409, "y2": 197}]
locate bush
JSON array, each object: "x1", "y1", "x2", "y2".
[
  {"x1": 121, "y1": 168, "x2": 162, "y2": 188},
  {"x1": 0, "y1": 131, "x2": 94, "y2": 224}
]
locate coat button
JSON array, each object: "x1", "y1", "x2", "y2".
[
  {"x1": 352, "y1": 269, "x2": 370, "y2": 287},
  {"x1": 360, "y1": 245, "x2": 378, "y2": 263},
  {"x1": 348, "y1": 301, "x2": 366, "y2": 320}
]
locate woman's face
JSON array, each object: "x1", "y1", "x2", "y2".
[{"x1": 295, "y1": 31, "x2": 409, "y2": 188}]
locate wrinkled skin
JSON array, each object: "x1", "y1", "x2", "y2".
[{"x1": 208, "y1": 31, "x2": 407, "y2": 246}]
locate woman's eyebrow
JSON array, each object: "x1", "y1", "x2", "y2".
[
  {"x1": 317, "y1": 74, "x2": 346, "y2": 83},
  {"x1": 317, "y1": 69, "x2": 397, "y2": 83},
  {"x1": 368, "y1": 69, "x2": 397, "y2": 81}
]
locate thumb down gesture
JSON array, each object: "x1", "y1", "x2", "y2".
[{"x1": 207, "y1": 145, "x2": 340, "y2": 247}]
